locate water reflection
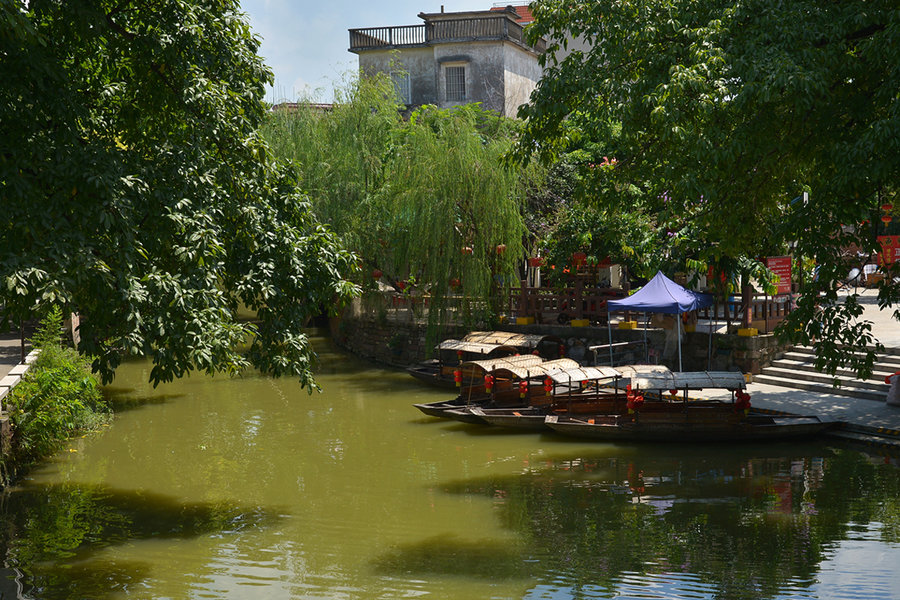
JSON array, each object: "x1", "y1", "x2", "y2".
[
  {"x1": 430, "y1": 445, "x2": 900, "y2": 599},
  {"x1": 0, "y1": 483, "x2": 283, "y2": 599}
]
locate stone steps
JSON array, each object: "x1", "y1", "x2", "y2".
[{"x1": 755, "y1": 345, "x2": 899, "y2": 402}]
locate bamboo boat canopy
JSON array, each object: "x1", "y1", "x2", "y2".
[
  {"x1": 480, "y1": 358, "x2": 581, "y2": 380},
  {"x1": 616, "y1": 365, "x2": 672, "y2": 379},
  {"x1": 546, "y1": 366, "x2": 621, "y2": 384},
  {"x1": 462, "y1": 354, "x2": 545, "y2": 375},
  {"x1": 461, "y1": 331, "x2": 564, "y2": 349},
  {"x1": 437, "y1": 339, "x2": 518, "y2": 355},
  {"x1": 630, "y1": 371, "x2": 747, "y2": 391}
]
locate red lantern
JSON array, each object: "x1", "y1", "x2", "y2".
[
  {"x1": 527, "y1": 257, "x2": 544, "y2": 267},
  {"x1": 462, "y1": 246, "x2": 473, "y2": 255},
  {"x1": 543, "y1": 377, "x2": 553, "y2": 393},
  {"x1": 571, "y1": 251, "x2": 587, "y2": 266},
  {"x1": 372, "y1": 268, "x2": 383, "y2": 279},
  {"x1": 519, "y1": 380, "x2": 529, "y2": 399},
  {"x1": 882, "y1": 215, "x2": 893, "y2": 224},
  {"x1": 496, "y1": 244, "x2": 507, "y2": 254},
  {"x1": 484, "y1": 374, "x2": 494, "y2": 393},
  {"x1": 882, "y1": 203, "x2": 894, "y2": 212},
  {"x1": 669, "y1": 389, "x2": 679, "y2": 396},
  {"x1": 735, "y1": 390, "x2": 752, "y2": 414},
  {"x1": 449, "y1": 277, "x2": 461, "y2": 288},
  {"x1": 626, "y1": 389, "x2": 644, "y2": 413},
  {"x1": 454, "y1": 369, "x2": 462, "y2": 387},
  {"x1": 396, "y1": 281, "x2": 406, "y2": 291}
]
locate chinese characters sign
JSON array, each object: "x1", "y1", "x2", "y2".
[{"x1": 765, "y1": 256, "x2": 792, "y2": 295}]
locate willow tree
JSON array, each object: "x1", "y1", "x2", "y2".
[
  {"x1": 263, "y1": 74, "x2": 401, "y2": 247},
  {"x1": 374, "y1": 104, "x2": 528, "y2": 333},
  {"x1": 263, "y1": 77, "x2": 531, "y2": 339}
]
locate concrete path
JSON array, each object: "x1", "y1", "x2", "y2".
[{"x1": 0, "y1": 333, "x2": 27, "y2": 379}]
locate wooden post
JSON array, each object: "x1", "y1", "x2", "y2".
[
  {"x1": 574, "y1": 280, "x2": 584, "y2": 320},
  {"x1": 518, "y1": 279, "x2": 527, "y2": 318}
]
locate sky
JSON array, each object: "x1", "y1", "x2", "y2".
[{"x1": 239, "y1": 1, "x2": 502, "y2": 103}]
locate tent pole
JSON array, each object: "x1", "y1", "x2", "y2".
[
  {"x1": 608, "y1": 318, "x2": 613, "y2": 366},
  {"x1": 677, "y1": 312, "x2": 683, "y2": 371},
  {"x1": 643, "y1": 312, "x2": 648, "y2": 363},
  {"x1": 707, "y1": 309, "x2": 714, "y2": 371}
]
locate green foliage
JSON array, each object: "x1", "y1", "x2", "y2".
[
  {"x1": 540, "y1": 202, "x2": 660, "y2": 286},
  {"x1": 517, "y1": 0, "x2": 900, "y2": 375},
  {"x1": 263, "y1": 73, "x2": 403, "y2": 247},
  {"x1": 6, "y1": 308, "x2": 108, "y2": 462},
  {"x1": 0, "y1": 0, "x2": 358, "y2": 387},
  {"x1": 262, "y1": 76, "x2": 530, "y2": 336}
]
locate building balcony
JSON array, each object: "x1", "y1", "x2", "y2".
[{"x1": 349, "y1": 15, "x2": 545, "y2": 54}]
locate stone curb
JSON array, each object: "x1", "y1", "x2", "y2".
[{"x1": 0, "y1": 349, "x2": 40, "y2": 410}]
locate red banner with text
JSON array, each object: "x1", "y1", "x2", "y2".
[
  {"x1": 878, "y1": 235, "x2": 899, "y2": 266},
  {"x1": 765, "y1": 256, "x2": 792, "y2": 295}
]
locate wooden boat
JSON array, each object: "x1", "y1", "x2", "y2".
[
  {"x1": 414, "y1": 396, "x2": 472, "y2": 418},
  {"x1": 406, "y1": 359, "x2": 460, "y2": 390},
  {"x1": 413, "y1": 356, "x2": 578, "y2": 419},
  {"x1": 543, "y1": 370, "x2": 839, "y2": 442},
  {"x1": 463, "y1": 364, "x2": 674, "y2": 430},
  {"x1": 412, "y1": 354, "x2": 547, "y2": 417},
  {"x1": 458, "y1": 365, "x2": 628, "y2": 430},
  {"x1": 406, "y1": 331, "x2": 566, "y2": 389}
]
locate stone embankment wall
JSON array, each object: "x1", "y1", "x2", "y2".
[
  {"x1": 329, "y1": 304, "x2": 467, "y2": 369},
  {"x1": 331, "y1": 302, "x2": 786, "y2": 374}
]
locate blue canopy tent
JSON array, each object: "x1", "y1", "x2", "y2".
[{"x1": 606, "y1": 271, "x2": 714, "y2": 370}]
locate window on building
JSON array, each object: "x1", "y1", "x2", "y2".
[
  {"x1": 391, "y1": 71, "x2": 410, "y2": 105},
  {"x1": 445, "y1": 65, "x2": 466, "y2": 102}
]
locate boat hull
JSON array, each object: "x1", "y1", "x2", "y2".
[
  {"x1": 444, "y1": 407, "x2": 492, "y2": 425},
  {"x1": 406, "y1": 364, "x2": 459, "y2": 390},
  {"x1": 472, "y1": 407, "x2": 550, "y2": 431},
  {"x1": 544, "y1": 414, "x2": 837, "y2": 442},
  {"x1": 413, "y1": 399, "x2": 469, "y2": 418}
]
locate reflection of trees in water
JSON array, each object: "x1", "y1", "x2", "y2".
[
  {"x1": 437, "y1": 446, "x2": 900, "y2": 599},
  {"x1": 0, "y1": 483, "x2": 283, "y2": 600}
]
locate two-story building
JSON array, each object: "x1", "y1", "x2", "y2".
[{"x1": 348, "y1": 4, "x2": 546, "y2": 117}]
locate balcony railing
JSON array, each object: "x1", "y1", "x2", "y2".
[
  {"x1": 349, "y1": 24, "x2": 426, "y2": 49},
  {"x1": 349, "y1": 16, "x2": 545, "y2": 53}
]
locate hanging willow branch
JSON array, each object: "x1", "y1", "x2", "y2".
[
  {"x1": 262, "y1": 75, "x2": 532, "y2": 347},
  {"x1": 374, "y1": 104, "x2": 527, "y2": 338}
]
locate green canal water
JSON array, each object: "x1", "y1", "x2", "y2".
[{"x1": 1, "y1": 329, "x2": 899, "y2": 599}]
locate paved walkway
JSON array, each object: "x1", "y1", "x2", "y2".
[{"x1": 0, "y1": 334, "x2": 27, "y2": 379}]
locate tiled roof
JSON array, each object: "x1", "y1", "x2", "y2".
[{"x1": 490, "y1": 4, "x2": 533, "y2": 24}]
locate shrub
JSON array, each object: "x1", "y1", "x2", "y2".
[{"x1": 6, "y1": 308, "x2": 108, "y2": 462}]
